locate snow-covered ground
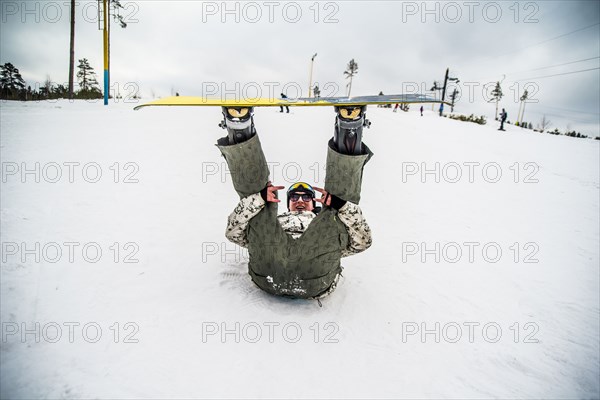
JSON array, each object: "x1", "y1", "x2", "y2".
[{"x1": 1, "y1": 99, "x2": 598, "y2": 399}]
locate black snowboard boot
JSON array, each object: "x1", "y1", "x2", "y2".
[
  {"x1": 218, "y1": 106, "x2": 256, "y2": 145},
  {"x1": 333, "y1": 105, "x2": 370, "y2": 155}
]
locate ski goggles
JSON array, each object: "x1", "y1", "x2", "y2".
[
  {"x1": 289, "y1": 193, "x2": 314, "y2": 202},
  {"x1": 287, "y1": 182, "x2": 315, "y2": 195}
]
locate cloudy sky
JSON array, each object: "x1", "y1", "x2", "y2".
[{"x1": 1, "y1": 0, "x2": 599, "y2": 134}]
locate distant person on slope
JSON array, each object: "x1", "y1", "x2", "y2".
[
  {"x1": 216, "y1": 106, "x2": 373, "y2": 302},
  {"x1": 420, "y1": 105, "x2": 424, "y2": 116},
  {"x1": 499, "y1": 108, "x2": 507, "y2": 131},
  {"x1": 279, "y1": 93, "x2": 290, "y2": 113}
]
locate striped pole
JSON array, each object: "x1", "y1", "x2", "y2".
[{"x1": 103, "y1": 0, "x2": 108, "y2": 105}]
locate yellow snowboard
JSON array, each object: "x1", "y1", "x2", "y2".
[{"x1": 134, "y1": 94, "x2": 448, "y2": 110}]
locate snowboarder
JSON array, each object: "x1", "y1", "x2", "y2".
[
  {"x1": 279, "y1": 93, "x2": 290, "y2": 113},
  {"x1": 216, "y1": 106, "x2": 373, "y2": 302},
  {"x1": 420, "y1": 105, "x2": 424, "y2": 116},
  {"x1": 499, "y1": 108, "x2": 507, "y2": 131}
]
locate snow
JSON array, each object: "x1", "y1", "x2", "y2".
[{"x1": 1, "y1": 99, "x2": 599, "y2": 399}]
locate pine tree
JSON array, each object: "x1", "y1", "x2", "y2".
[
  {"x1": 490, "y1": 81, "x2": 503, "y2": 120},
  {"x1": 449, "y1": 88, "x2": 458, "y2": 112},
  {"x1": 52, "y1": 84, "x2": 68, "y2": 99},
  {"x1": 0, "y1": 62, "x2": 26, "y2": 99},
  {"x1": 76, "y1": 58, "x2": 101, "y2": 97},
  {"x1": 107, "y1": 0, "x2": 129, "y2": 96},
  {"x1": 111, "y1": 0, "x2": 128, "y2": 28},
  {"x1": 344, "y1": 59, "x2": 358, "y2": 97}
]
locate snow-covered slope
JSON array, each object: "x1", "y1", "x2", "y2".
[{"x1": 1, "y1": 100, "x2": 598, "y2": 399}]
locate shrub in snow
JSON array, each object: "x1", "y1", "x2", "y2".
[{"x1": 448, "y1": 113, "x2": 486, "y2": 125}]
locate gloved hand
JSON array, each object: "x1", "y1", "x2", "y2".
[
  {"x1": 260, "y1": 181, "x2": 285, "y2": 203},
  {"x1": 313, "y1": 186, "x2": 346, "y2": 210}
]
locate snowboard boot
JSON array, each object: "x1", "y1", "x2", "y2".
[
  {"x1": 218, "y1": 106, "x2": 257, "y2": 145},
  {"x1": 333, "y1": 105, "x2": 370, "y2": 155}
]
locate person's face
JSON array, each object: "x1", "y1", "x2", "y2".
[{"x1": 289, "y1": 191, "x2": 314, "y2": 212}]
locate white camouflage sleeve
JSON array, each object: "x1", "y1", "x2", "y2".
[
  {"x1": 337, "y1": 202, "x2": 373, "y2": 257},
  {"x1": 225, "y1": 193, "x2": 266, "y2": 248}
]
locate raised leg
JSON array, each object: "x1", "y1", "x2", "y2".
[
  {"x1": 332, "y1": 105, "x2": 371, "y2": 155},
  {"x1": 216, "y1": 107, "x2": 269, "y2": 199},
  {"x1": 326, "y1": 106, "x2": 373, "y2": 204}
]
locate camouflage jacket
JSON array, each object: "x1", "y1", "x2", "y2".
[{"x1": 225, "y1": 193, "x2": 372, "y2": 257}]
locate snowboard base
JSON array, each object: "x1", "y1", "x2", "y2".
[{"x1": 134, "y1": 94, "x2": 449, "y2": 111}]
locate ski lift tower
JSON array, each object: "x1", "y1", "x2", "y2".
[
  {"x1": 438, "y1": 68, "x2": 459, "y2": 116},
  {"x1": 308, "y1": 53, "x2": 317, "y2": 98},
  {"x1": 98, "y1": 0, "x2": 109, "y2": 105}
]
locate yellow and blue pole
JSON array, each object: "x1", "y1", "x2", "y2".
[{"x1": 103, "y1": 0, "x2": 108, "y2": 105}]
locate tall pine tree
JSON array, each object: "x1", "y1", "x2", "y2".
[
  {"x1": 0, "y1": 62, "x2": 26, "y2": 99},
  {"x1": 76, "y1": 58, "x2": 101, "y2": 98},
  {"x1": 490, "y1": 81, "x2": 503, "y2": 120}
]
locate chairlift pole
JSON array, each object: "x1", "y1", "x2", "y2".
[
  {"x1": 102, "y1": 0, "x2": 108, "y2": 105},
  {"x1": 308, "y1": 53, "x2": 317, "y2": 98}
]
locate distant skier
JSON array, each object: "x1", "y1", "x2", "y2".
[
  {"x1": 393, "y1": 103, "x2": 399, "y2": 112},
  {"x1": 279, "y1": 93, "x2": 290, "y2": 113},
  {"x1": 313, "y1": 84, "x2": 320, "y2": 98},
  {"x1": 216, "y1": 106, "x2": 373, "y2": 303},
  {"x1": 499, "y1": 108, "x2": 507, "y2": 131},
  {"x1": 420, "y1": 105, "x2": 424, "y2": 116},
  {"x1": 377, "y1": 92, "x2": 385, "y2": 108}
]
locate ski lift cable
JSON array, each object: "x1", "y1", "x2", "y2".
[
  {"x1": 506, "y1": 56, "x2": 600, "y2": 75},
  {"x1": 527, "y1": 103, "x2": 600, "y2": 116},
  {"x1": 513, "y1": 67, "x2": 600, "y2": 81},
  {"x1": 466, "y1": 54, "x2": 599, "y2": 83},
  {"x1": 521, "y1": 110, "x2": 599, "y2": 124},
  {"x1": 517, "y1": 22, "x2": 600, "y2": 51},
  {"x1": 482, "y1": 22, "x2": 600, "y2": 61},
  {"x1": 469, "y1": 23, "x2": 600, "y2": 80}
]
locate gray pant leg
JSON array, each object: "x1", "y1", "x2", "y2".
[
  {"x1": 216, "y1": 134, "x2": 270, "y2": 199},
  {"x1": 324, "y1": 139, "x2": 373, "y2": 205}
]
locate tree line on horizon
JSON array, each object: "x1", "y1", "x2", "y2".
[{"x1": 0, "y1": 60, "x2": 103, "y2": 101}]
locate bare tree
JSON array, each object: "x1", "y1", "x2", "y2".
[
  {"x1": 41, "y1": 75, "x2": 53, "y2": 99},
  {"x1": 344, "y1": 59, "x2": 358, "y2": 97},
  {"x1": 537, "y1": 115, "x2": 552, "y2": 132}
]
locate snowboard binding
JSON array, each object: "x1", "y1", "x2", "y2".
[
  {"x1": 219, "y1": 106, "x2": 256, "y2": 145},
  {"x1": 333, "y1": 105, "x2": 370, "y2": 155}
]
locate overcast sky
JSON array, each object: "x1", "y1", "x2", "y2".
[{"x1": 1, "y1": 0, "x2": 599, "y2": 134}]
